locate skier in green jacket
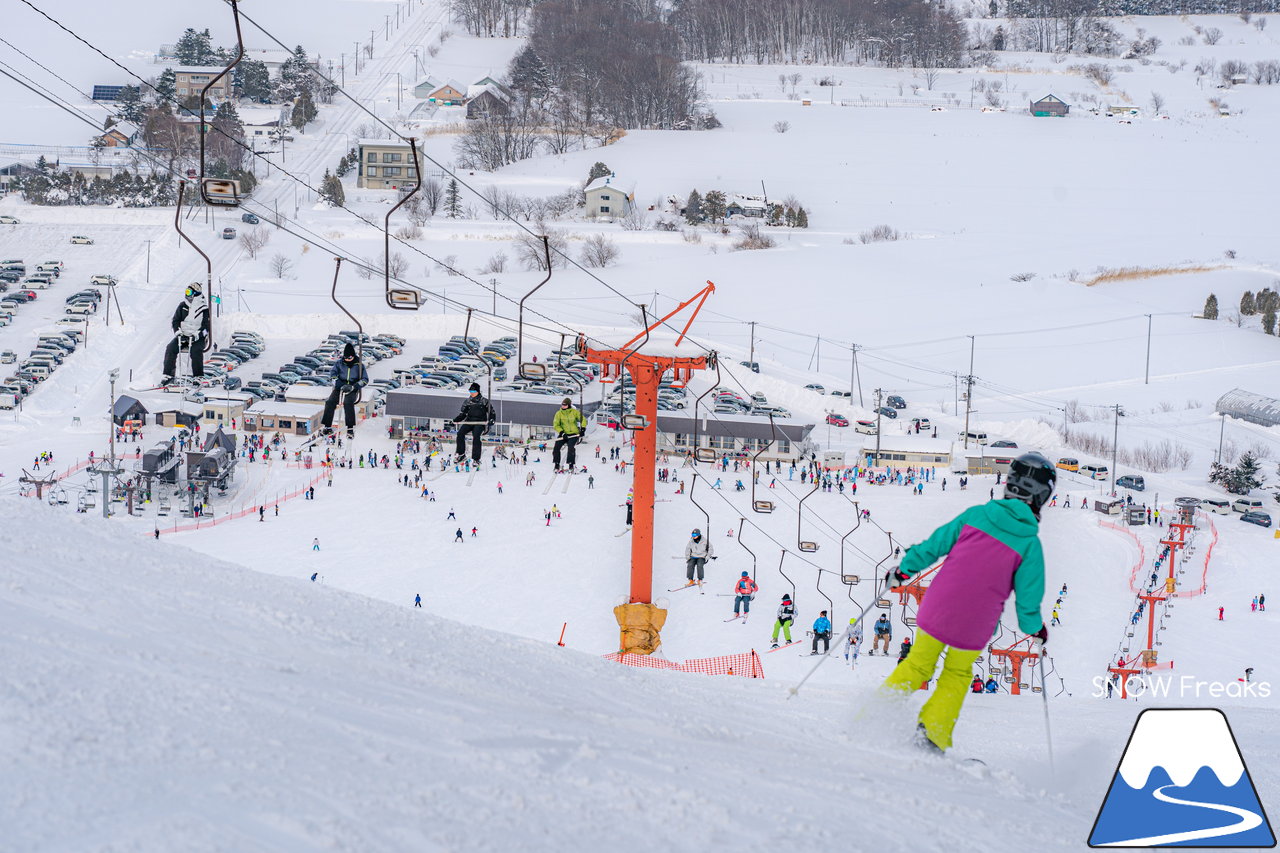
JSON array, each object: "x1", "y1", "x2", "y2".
[
  {"x1": 881, "y1": 451, "x2": 1054, "y2": 753},
  {"x1": 552, "y1": 397, "x2": 586, "y2": 472}
]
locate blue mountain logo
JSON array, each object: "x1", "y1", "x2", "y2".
[{"x1": 1089, "y1": 708, "x2": 1275, "y2": 847}]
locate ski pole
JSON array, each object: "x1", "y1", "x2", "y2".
[
  {"x1": 1036, "y1": 640, "x2": 1055, "y2": 774},
  {"x1": 789, "y1": 574, "x2": 886, "y2": 700}
]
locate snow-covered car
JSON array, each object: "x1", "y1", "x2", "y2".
[
  {"x1": 1233, "y1": 497, "x2": 1265, "y2": 514},
  {"x1": 0, "y1": 216, "x2": 19, "y2": 224},
  {"x1": 69, "y1": 235, "x2": 94, "y2": 244},
  {"x1": 222, "y1": 227, "x2": 237, "y2": 240}
]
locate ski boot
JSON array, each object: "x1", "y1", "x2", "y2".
[
  {"x1": 346, "y1": 427, "x2": 355, "y2": 439},
  {"x1": 914, "y1": 724, "x2": 944, "y2": 756},
  {"x1": 771, "y1": 643, "x2": 779, "y2": 649}
]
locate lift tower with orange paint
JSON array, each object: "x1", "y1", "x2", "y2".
[{"x1": 580, "y1": 282, "x2": 716, "y2": 654}]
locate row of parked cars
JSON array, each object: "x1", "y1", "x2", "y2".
[
  {"x1": 395, "y1": 336, "x2": 520, "y2": 391},
  {"x1": 0, "y1": 320, "x2": 90, "y2": 407},
  {"x1": 225, "y1": 331, "x2": 406, "y2": 403}
]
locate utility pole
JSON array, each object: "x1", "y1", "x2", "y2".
[
  {"x1": 748, "y1": 321, "x2": 756, "y2": 367},
  {"x1": 1111, "y1": 404, "x2": 1124, "y2": 495},
  {"x1": 1216, "y1": 413, "x2": 1226, "y2": 465},
  {"x1": 385, "y1": 15, "x2": 391, "y2": 40},
  {"x1": 340, "y1": 53, "x2": 345, "y2": 88},
  {"x1": 1144, "y1": 313, "x2": 1153, "y2": 384},
  {"x1": 852, "y1": 344, "x2": 863, "y2": 406},
  {"x1": 873, "y1": 388, "x2": 884, "y2": 467},
  {"x1": 490, "y1": 278, "x2": 497, "y2": 314},
  {"x1": 962, "y1": 336, "x2": 976, "y2": 449},
  {"x1": 953, "y1": 373, "x2": 959, "y2": 416},
  {"x1": 354, "y1": 42, "x2": 361, "y2": 75},
  {"x1": 144, "y1": 239, "x2": 152, "y2": 283},
  {"x1": 93, "y1": 369, "x2": 123, "y2": 519}
]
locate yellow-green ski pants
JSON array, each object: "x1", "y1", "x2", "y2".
[{"x1": 880, "y1": 628, "x2": 981, "y2": 751}]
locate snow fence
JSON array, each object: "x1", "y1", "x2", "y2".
[{"x1": 603, "y1": 651, "x2": 764, "y2": 679}]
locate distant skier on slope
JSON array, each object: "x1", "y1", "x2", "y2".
[{"x1": 879, "y1": 451, "x2": 1053, "y2": 754}]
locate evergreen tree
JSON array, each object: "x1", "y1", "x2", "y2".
[
  {"x1": 784, "y1": 206, "x2": 796, "y2": 227},
  {"x1": 335, "y1": 147, "x2": 357, "y2": 178},
  {"x1": 588, "y1": 162, "x2": 612, "y2": 182},
  {"x1": 235, "y1": 59, "x2": 273, "y2": 103},
  {"x1": 766, "y1": 203, "x2": 783, "y2": 226},
  {"x1": 1264, "y1": 304, "x2": 1277, "y2": 336},
  {"x1": 795, "y1": 206, "x2": 809, "y2": 228},
  {"x1": 117, "y1": 85, "x2": 145, "y2": 123},
  {"x1": 277, "y1": 46, "x2": 314, "y2": 102},
  {"x1": 155, "y1": 69, "x2": 177, "y2": 103},
  {"x1": 508, "y1": 45, "x2": 552, "y2": 102},
  {"x1": 320, "y1": 169, "x2": 345, "y2": 207},
  {"x1": 1203, "y1": 293, "x2": 1219, "y2": 320},
  {"x1": 1208, "y1": 460, "x2": 1232, "y2": 490},
  {"x1": 231, "y1": 169, "x2": 256, "y2": 195},
  {"x1": 1240, "y1": 290, "x2": 1256, "y2": 315},
  {"x1": 684, "y1": 189, "x2": 703, "y2": 225},
  {"x1": 993, "y1": 24, "x2": 1006, "y2": 50},
  {"x1": 703, "y1": 189, "x2": 727, "y2": 224},
  {"x1": 1229, "y1": 451, "x2": 1265, "y2": 494},
  {"x1": 444, "y1": 178, "x2": 461, "y2": 218},
  {"x1": 209, "y1": 99, "x2": 245, "y2": 169},
  {"x1": 290, "y1": 90, "x2": 318, "y2": 132},
  {"x1": 174, "y1": 28, "x2": 218, "y2": 66}
]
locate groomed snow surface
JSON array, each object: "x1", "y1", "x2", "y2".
[{"x1": 5, "y1": 497, "x2": 1277, "y2": 853}]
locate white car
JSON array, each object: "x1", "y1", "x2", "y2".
[
  {"x1": 0, "y1": 351, "x2": 14, "y2": 363},
  {"x1": 89, "y1": 274, "x2": 117, "y2": 286},
  {"x1": 69, "y1": 235, "x2": 94, "y2": 245},
  {"x1": 0, "y1": 216, "x2": 19, "y2": 225}
]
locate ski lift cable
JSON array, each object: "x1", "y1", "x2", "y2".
[
  {"x1": 9, "y1": 2, "x2": 607, "y2": 343},
  {"x1": 0, "y1": 45, "x2": 585, "y2": 349}
]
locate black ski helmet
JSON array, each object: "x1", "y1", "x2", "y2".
[{"x1": 1004, "y1": 451, "x2": 1056, "y2": 516}]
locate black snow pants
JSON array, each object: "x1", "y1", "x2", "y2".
[
  {"x1": 162, "y1": 333, "x2": 205, "y2": 378},
  {"x1": 552, "y1": 434, "x2": 579, "y2": 468},
  {"x1": 455, "y1": 424, "x2": 485, "y2": 462},
  {"x1": 322, "y1": 386, "x2": 359, "y2": 429}
]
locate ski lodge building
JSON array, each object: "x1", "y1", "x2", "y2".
[
  {"x1": 861, "y1": 436, "x2": 954, "y2": 469},
  {"x1": 240, "y1": 402, "x2": 324, "y2": 436},
  {"x1": 384, "y1": 387, "x2": 814, "y2": 462}
]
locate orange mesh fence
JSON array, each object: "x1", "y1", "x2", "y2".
[
  {"x1": 1098, "y1": 519, "x2": 1147, "y2": 594},
  {"x1": 154, "y1": 470, "x2": 326, "y2": 536},
  {"x1": 604, "y1": 650, "x2": 764, "y2": 679}
]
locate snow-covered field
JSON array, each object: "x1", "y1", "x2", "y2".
[{"x1": 3, "y1": 2, "x2": 1280, "y2": 849}]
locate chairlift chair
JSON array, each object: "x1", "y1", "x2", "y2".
[
  {"x1": 876, "y1": 598, "x2": 892, "y2": 608},
  {"x1": 198, "y1": 0, "x2": 245, "y2": 208},
  {"x1": 903, "y1": 615, "x2": 917, "y2": 627},
  {"x1": 384, "y1": 138, "x2": 424, "y2": 311},
  {"x1": 516, "y1": 236, "x2": 553, "y2": 380},
  {"x1": 750, "y1": 412, "x2": 778, "y2": 513},
  {"x1": 797, "y1": 477, "x2": 820, "y2": 553},
  {"x1": 688, "y1": 353, "x2": 720, "y2": 465},
  {"x1": 841, "y1": 574, "x2": 861, "y2": 585}
]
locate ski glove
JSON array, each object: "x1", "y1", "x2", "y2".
[
  {"x1": 1031, "y1": 625, "x2": 1049, "y2": 646},
  {"x1": 885, "y1": 567, "x2": 910, "y2": 585},
  {"x1": 341, "y1": 384, "x2": 355, "y2": 393}
]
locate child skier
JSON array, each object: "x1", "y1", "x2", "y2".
[
  {"x1": 880, "y1": 451, "x2": 1053, "y2": 754},
  {"x1": 771, "y1": 594, "x2": 796, "y2": 647},
  {"x1": 733, "y1": 571, "x2": 758, "y2": 619}
]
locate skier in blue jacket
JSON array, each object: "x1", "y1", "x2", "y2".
[{"x1": 811, "y1": 611, "x2": 832, "y2": 655}]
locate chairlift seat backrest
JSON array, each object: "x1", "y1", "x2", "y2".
[
  {"x1": 876, "y1": 598, "x2": 891, "y2": 607},
  {"x1": 520, "y1": 362, "x2": 547, "y2": 381},
  {"x1": 388, "y1": 289, "x2": 421, "y2": 310},
  {"x1": 841, "y1": 574, "x2": 860, "y2": 585},
  {"x1": 694, "y1": 448, "x2": 716, "y2": 463},
  {"x1": 903, "y1": 616, "x2": 917, "y2": 626},
  {"x1": 201, "y1": 178, "x2": 241, "y2": 207},
  {"x1": 752, "y1": 499, "x2": 774, "y2": 513},
  {"x1": 798, "y1": 541, "x2": 819, "y2": 553},
  {"x1": 620, "y1": 414, "x2": 648, "y2": 430}
]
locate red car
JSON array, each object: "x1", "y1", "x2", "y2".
[
  {"x1": 18, "y1": 290, "x2": 36, "y2": 300},
  {"x1": 826, "y1": 413, "x2": 849, "y2": 427}
]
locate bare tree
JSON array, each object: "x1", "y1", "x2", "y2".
[
  {"x1": 923, "y1": 68, "x2": 941, "y2": 90},
  {"x1": 238, "y1": 228, "x2": 270, "y2": 259},
  {"x1": 773, "y1": 120, "x2": 791, "y2": 133},
  {"x1": 580, "y1": 233, "x2": 620, "y2": 267},
  {"x1": 1203, "y1": 27, "x2": 1223, "y2": 45},
  {"x1": 420, "y1": 178, "x2": 443, "y2": 216},
  {"x1": 478, "y1": 251, "x2": 508, "y2": 274},
  {"x1": 269, "y1": 253, "x2": 294, "y2": 279},
  {"x1": 1149, "y1": 91, "x2": 1165, "y2": 114},
  {"x1": 515, "y1": 224, "x2": 570, "y2": 270},
  {"x1": 387, "y1": 252, "x2": 409, "y2": 279},
  {"x1": 455, "y1": 111, "x2": 541, "y2": 171},
  {"x1": 620, "y1": 205, "x2": 648, "y2": 231}
]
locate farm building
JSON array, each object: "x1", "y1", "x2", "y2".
[
  {"x1": 1029, "y1": 95, "x2": 1069, "y2": 117},
  {"x1": 1215, "y1": 388, "x2": 1280, "y2": 428}
]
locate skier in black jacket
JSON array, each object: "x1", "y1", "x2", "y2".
[
  {"x1": 160, "y1": 282, "x2": 211, "y2": 386},
  {"x1": 322, "y1": 343, "x2": 368, "y2": 437},
  {"x1": 454, "y1": 382, "x2": 494, "y2": 462}
]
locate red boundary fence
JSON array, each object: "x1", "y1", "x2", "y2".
[
  {"x1": 603, "y1": 650, "x2": 765, "y2": 678},
  {"x1": 153, "y1": 470, "x2": 327, "y2": 536},
  {"x1": 1098, "y1": 518, "x2": 1147, "y2": 594}
]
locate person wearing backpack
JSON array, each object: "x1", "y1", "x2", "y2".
[
  {"x1": 732, "y1": 571, "x2": 758, "y2": 619},
  {"x1": 771, "y1": 594, "x2": 796, "y2": 648}
]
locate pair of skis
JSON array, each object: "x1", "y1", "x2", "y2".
[
  {"x1": 666, "y1": 581, "x2": 705, "y2": 595},
  {"x1": 542, "y1": 470, "x2": 574, "y2": 495}
]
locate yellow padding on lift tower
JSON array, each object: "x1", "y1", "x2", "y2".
[{"x1": 614, "y1": 603, "x2": 668, "y2": 656}]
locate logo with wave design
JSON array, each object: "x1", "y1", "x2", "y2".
[{"x1": 1089, "y1": 708, "x2": 1275, "y2": 847}]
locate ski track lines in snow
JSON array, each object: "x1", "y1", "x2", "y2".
[{"x1": 0, "y1": 495, "x2": 1217, "y2": 853}]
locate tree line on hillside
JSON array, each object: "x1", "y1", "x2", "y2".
[
  {"x1": 1201, "y1": 289, "x2": 1279, "y2": 335},
  {"x1": 12, "y1": 157, "x2": 178, "y2": 207}
]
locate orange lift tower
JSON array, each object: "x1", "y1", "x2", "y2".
[
  {"x1": 580, "y1": 282, "x2": 716, "y2": 654},
  {"x1": 988, "y1": 634, "x2": 1042, "y2": 696}
]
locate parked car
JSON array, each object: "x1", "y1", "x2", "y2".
[
  {"x1": 886, "y1": 394, "x2": 907, "y2": 409},
  {"x1": 805, "y1": 383, "x2": 826, "y2": 394},
  {"x1": 0, "y1": 216, "x2": 20, "y2": 224},
  {"x1": 739, "y1": 360, "x2": 760, "y2": 373},
  {"x1": 830, "y1": 390, "x2": 852, "y2": 399},
  {"x1": 1201, "y1": 498, "x2": 1231, "y2": 515},
  {"x1": 825, "y1": 413, "x2": 849, "y2": 426},
  {"x1": 90, "y1": 274, "x2": 118, "y2": 286},
  {"x1": 1233, "y1": 497, "x2": 1265, "y2": 514},
  {"x1": 222, "y1": 227, "x2": 237, "y2": 240},
  {"x1": 1056, "y1": 457, "x2": 1079, "y2": 472},
  {"x1": 69, "y1": 235, "x2": 94, "y2": 244},
  {"x1": 241, "y1": 212, "x2": 260, "y2": 224},
  {"x1": 0, "y1": 351, "x2": 15, "y2": 363},
  {"x1": 875, "y1": 406, "x2": 898, "y2": 419},
  {"x1": 1116, "y1": 475, "x2": 1145, "y2": 491},
  {"x1": 1241, "y1": 510, "x2": 1272, "y2": 528},
  {"x1": 912, "y1": 418, "x2": 932, "y2": 430},
  {"x1": 990, "y1": 439, "x2": 1018, "y2": 448}
]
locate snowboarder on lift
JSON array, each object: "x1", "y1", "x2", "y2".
[
  {"x1": 322, "y1": 343, "x2": 368, "y2": 438},
  {"x1": 881, "y1": 451, "x2": 1054, "y2": 754},
  {"x1": 160, "y1": 282, "x2": 210, "y2": 386},
  {"x1": 771, "y1": 594, "x2": 796, "y2": 647},
  {"x1": 454, "y1": 382, "x2": 494, "y2": 463}
]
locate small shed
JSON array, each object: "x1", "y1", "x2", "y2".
[
  {"x1": 584, "y1": 174, "x2": 635, "y2": 220},
  {"x1": 1030, "y1": 95, "x2": 1069, "y2": 117},
  {"x1": 412, "y1": 77, "x2": 440, "y2": 99},
  {"x1": 964, "y1": 449, "x2": 1018, "y2": 476},
  {"x1": 466, "y1": 87, "x2": 512, "y2": 120},
  {"x1": 1093, "y1": 496, "x2": 1124, "y2": 515},
  {"x1": 200, "y1": 393, "x2": 254, "y2": 428},
  {"x1": 112, "y1": 394, "x2": 149, "y2": 426},
  {"x1": 426, "y1": 80, "x2": 466, "y2": 105}
]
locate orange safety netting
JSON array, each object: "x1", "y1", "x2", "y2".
[{"x1": 603, "y1": 650, "x2": 764, "y2": 679}]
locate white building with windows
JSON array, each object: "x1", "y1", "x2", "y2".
[
  {"x1": 356, "y1": 139, "x2": 422, "y2": 190},
  {"x1": 584, "y1": 174, "x2": 635, "y2": 220}
]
